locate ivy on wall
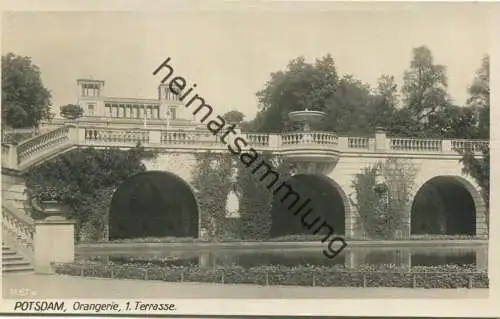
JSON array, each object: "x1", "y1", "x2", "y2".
[
  {"x1": 236, "y1": 152, "x2": 296, "y2": 240},
  {"x1": 352, "y1": 158, "x2": 418, "y2": 239},
  {"x1": 380, "y1": 158, "x2": 418, "y2": 238},
  {"x1": 351, "y1": 165, "x2": 379, "y2": 237},
  {"x1": 191, "y1": 151, "x2": 232, "y2": 241},
  {"x1": 25, "y1": 143, "x2": 156, "y2": 242},
  {"x1": 236, "y1": 153, "x2": 272, "y2": 240}
]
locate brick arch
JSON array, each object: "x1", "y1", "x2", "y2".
[
  {"x1": 409, "y1": 175, "x2": 487, "y2": 236},
  {"x1": 108, "y1": 170, "x2": 200, "y2": 239}
]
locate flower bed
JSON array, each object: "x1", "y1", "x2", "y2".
[{"x1": 54, "y1": 262, "x2": 488, "y2": 289}]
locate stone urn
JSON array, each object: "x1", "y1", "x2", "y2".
[{"x1": 40, "y1": 200, "x2": 69, "y2": 221}]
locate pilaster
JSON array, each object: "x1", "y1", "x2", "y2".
[{"x1": 33, "y1": 201, "x2": 76, "y2": 274}]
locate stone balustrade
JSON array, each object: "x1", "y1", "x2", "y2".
[
  {"x1": 161, "y1": 130, "x2": 223, "y2": 145},
  {"x1": 390, "y1": 138, "x2": 443, "y2": 152},
  {"x1": 347, "y1": 137, "x2": 370, "y2": 149},
  {"x1": 281, "y1": 132, "x2": 338, "y2": 146},
  {"x1": 450, "y1": 139, "x2": 489, "y2": 153},
  {"x1": 2, "y1": 124, "x2": 489, "y2": 171},
  {"x1": 85, "y1": 128, "x2": 149, "y2": 144},
  {"x1": 2, "y1": 206, "x2": 35, "y2": 252},
  {"x1": 16, "y1": 126, "x2": 72, "y2": 169},
  {"x1": 245, "y1": 133, "x2": 270, "y2": 146}
]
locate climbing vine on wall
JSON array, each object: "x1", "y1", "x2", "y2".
[
  {"x1": 351, "y1": 158, "x2": 418, "y2": 239},
  {"x1": 236, "y1": 152, "x2": 296, "y2": 240},
  {"x1": 24, "y1": 143, "x2": 157, "y2": 242},
  {"x1": 236, "y1": 155, "x2": 272, "y2": 240},
  {"x1": 191, "y1": 151, "x2": 232, "y2": 241}
]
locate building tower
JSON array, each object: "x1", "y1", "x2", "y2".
[
  {"x1": 77, "y1": 79, "x2": 105, "y2": 117},
  {"x1": 158, "y1": 83, "x2": 185, "y2": 121}
]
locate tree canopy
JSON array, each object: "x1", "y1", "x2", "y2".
[
  {"x1": 254, "y1": 55, "x2": 338, "y2": 132},
  {"x1": 60, "y1": 104, "x2": 84, "y2": 120},
  {"x1": 222, "y1": 110, "x2": 245, "y2": 124},
  {"x1": 459, "y1": 55, "x2": 490, "y2": 217},
  {"x1": 2, "y1": 53, "x2": 52, "y2": 128},
  {"x1": 247, "y1": 46, "x2": 488, "y2": 141}
]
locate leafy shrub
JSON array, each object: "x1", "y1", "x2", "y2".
[
  {"x1": 352, "y1": 158, "x2": 417, "y2": 239},
  {"x1": 84, "y1": 233, "x2": 483, "y2": 244},
  {"x1": 54, "y1": 262, "x2": 488, "y2": 289},
  {"x1": 191, "y1": 152, "x2": 232, "y2": 241},
  {"x1": 25, "y1": 144, "x2": 157, "y2": 241}
]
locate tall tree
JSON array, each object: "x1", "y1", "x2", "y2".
[
  {"x1": 2, "y1": 53, "x2": 52, "y2": 128},
  {"x1": 255, "y1": 55, "x2": 338, "y2": 132},
  {"x1": 428, "y1": 104, "x2": 478, "y2": 139},
  {"x1": 376, "y1": 75, "x2": 399, "y2": 108},
  {"x1": 401, "y1": 46, "x2": 450, "y2": 136},
  {"x1": 467, "y1": 55, "x2": 489, "y2": 139},
  {"x1": 459, "y1": 55, "x2": 490, "y2": 219},
  {"x1": 369, "y1": 75, "x2": 399, "y2": 132},
  {"x1": 323, "y1": 75, "x2": 375, "y2": 134}
]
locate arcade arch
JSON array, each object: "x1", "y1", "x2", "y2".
[
  {"x1": 410, "y1": 175, "x2": 483, "y2": 236},
  {"x1": 270, "y1": 174, "x2": 349, "y2": 237},
  {"x1": 109, "y1": 170, "x2": 199, "y2": 239}
]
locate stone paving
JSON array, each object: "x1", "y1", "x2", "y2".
[{"x1": 2, "y1": 274, "x2": 488, "y2": 299}]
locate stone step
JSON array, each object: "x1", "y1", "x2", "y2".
[
  {"x1": 10, "y1": 200, "x2": 26, "y2": 208},
  {"x1": 5, "y1": 184, "x2": 26, "y2": 192},
  {"x1": 2, "y1": 265, "x2": 34, "y2": 273},
  {"x1": 2, "y1": 255, "x2": 24, "y2": 261},
  {"x1": 3, "y1": 260, "x2": 31, "y2": 267},
  {"x1": 2, "y1": 257, "x2": 30, "y2": 268},
  {"x1": 2, "y1": 192, "x2": 26, "y2": 201},
  {"x1": 1, "y1": 243, "x2": 34, "y2": 274}
]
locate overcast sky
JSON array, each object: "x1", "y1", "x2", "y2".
[{"x1": 1, "y1": 3, "x2": 491, "y2": 120}]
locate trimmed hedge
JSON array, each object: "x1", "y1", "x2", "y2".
[
  {"x1": 83, "y1": 234, "x2": 483, "y2": 244},
  {"x1": 54, "y1": 263, "x2": 488, "y2": 289}
]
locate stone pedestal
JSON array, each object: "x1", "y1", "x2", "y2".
[
  {"x1": 374, "y1": 127, "x2": 387, "y2": 152},
  {"x1": 33, "y1": 201, "x2": 76, "y2": 274}
]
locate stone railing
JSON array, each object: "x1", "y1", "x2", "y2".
[
  {"x1": 281, "y1": 132, "x2": 338, "y2": 146},
  {"x1": 390, "y1": 138, "x2": 443, "y2": 152},
  {"x1": 2, "y1": 206, "x2": 35, "y2": 252},
  {"x1": 85, "y1": 128, "x2": 149, "y2": 144},
  {"x1": 347, "y1": 137, "x2": 370, "y2": 149},
  {"x1": 161, "y1": 130, "x2": 222, "y2": 145},
  {"x1": 1, "y1": 124, "x2": 489, "y2": 171},
  {"x1": 16, "y1": 126, "x2": 72, "y2": 168},
  {"x1": 450, "y1": 139, "x2": 489, "y2": 153},
  {"x1": 245, "y1": 133, "x2": 270, "y2": 146}
]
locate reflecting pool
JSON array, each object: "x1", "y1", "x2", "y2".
[{"x1": 79, "y1": 244, "x2": 488, "y2": 270}]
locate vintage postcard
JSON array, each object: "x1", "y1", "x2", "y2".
[{"x1": 1, "y1": 0, "x2": 498, "y2": 317}]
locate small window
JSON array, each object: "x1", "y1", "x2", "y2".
[
  {"x1": 169, "y1": 107, "x2": 177, "y2": 120},
  {"x1": 88, "y1": 104, "x2": 95, "y2": 116}
]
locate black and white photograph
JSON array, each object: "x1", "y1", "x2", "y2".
[{"x1": 0, "y1": 1, "x2": 497, "y2": 317}]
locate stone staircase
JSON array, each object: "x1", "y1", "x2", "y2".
[
  {"x1": 2, "y1": 243, "x2": 34, "y2": 274},
  {"x1": 3, "y1": 183, "x2": 29, "y2": 216}
]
